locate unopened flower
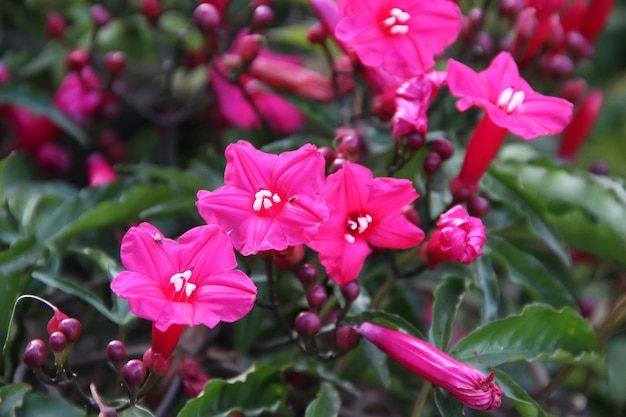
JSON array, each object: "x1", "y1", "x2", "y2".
[
  {"x1": 335, "y1": 0, "x2": 462, "y2": 78},
  {"x1": 557, "y1": 89, "x2": 603, "y2": 163},
  {"x1": 391, "y1": 74, "x2": 443, "y2": 138},
  {"x1": 180, "y1": 357, "x2": 211, "y2": 398},
  {"x1": 53, "y1": 67, "x2": 113, "y2": 127},
  {"x1": 425, "y1": 205, "x2": 486, "y2": 267},
  {"x1": 87, "y1": 153, "x2": 117, "y2": 187},
  {"x1": 359, "y1": 322, "x2": 502, "y2": 411},
  {"x1": 1, "y1": 106, "x2": 59, "y2": 154},
  {"x1": 197, "y1": 141, "x2": 329, "y2": 255},
  {"x1": 307, "y1": 163, "x2": 424, "y2": 284}
]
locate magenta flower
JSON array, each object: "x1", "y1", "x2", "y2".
[
  {"x1": 53, "y1": 67, "x2": 112, "y2": 127},
  {"x1": 110, "y1": 223, "x2": 257, "y2": 332},
  {"x1": 196, "y1": 141, "x2": 329, "y2": 256},
  {"x1": 447, "y1": 52, "x2": 573, "y2": 196},
  {"x1": 358, "y1": 322, "x2": 503, "y2": 411},
  {"x1": 1, "y1": 106, "x2": 59, "y2": 155},
  {"x1": 425, "y1": 205, "x2": 486, "y2": 267},
  {"x1": 306, "y1": 163, "x2": 424, "y2": 284},
  {"x1": 391, "y1": 73, "x2": 446, "y2": 138},
  {"x1": 335, "y1": 0, "x2": 462, "y2": 79}
]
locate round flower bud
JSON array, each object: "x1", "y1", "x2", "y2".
[
  {"x1": 253, "y1": 5, "x2": 274, "y2": 29},
  {"x1": 251, "y1": 0, "x2": 274, "y2": 6},
  {"x1": 330, "y1": 156, "x2": 347, "y2": 173},
  {"x1": 294, "y1": 311, "x2": 322, "y2": 336},
  {"x1": 318, "y1": 146, "x2": 335, "y2": 167},
  {"x1": 90, "y1": 4, "x2": 111, "y2": 28},
  {"x1": 239, "y1": 34, "x2": 264, "y2": 64},
  {"x1": 106, "y1": 340, "x2": 127, "y2": 366},
  {"x1": 467, "y1": 196, "x2": 490, "y2": 218},
  {"x1": 67, "y1": 48, "x2": 90, "y2": 72},
  {"x1": 402, "y1": 204, "x2": 421, "y2": 227},
  {"x1": 296, "y1": 263, "x2": 318, "y2": 284},
  {"x1": 104, "y1": 52, "x2": 126, "y2": 76},
  {"x1": 49, "y1": 331, "x2": 68, "y2": 353},
  {"x1": 423, "y1": 152, "x2": 442, "y2": 175},
  {"x1": 307, "y1": 22, "x2": 327, "y2": 44},
  {"x1": 193, "y1": 3, "x2": 220, "y2": 32},
  {"x1": 335, "y1": 325, "x2": 360, "y2": 351},
  {"x1": 139, "y1": 0, "x2": 163, "y2": 23},
  {"x1": 340, "y1": 281, "x2": 360, "y2": 301},
  {"x1": 450, "y1": 178, "x2": 473, "y2": 202},
  {"x1": 47, "y1": 308, "x2": 69, "y2": 335},
  {"x1": 272, "y1": 245, "x2": 305, "y2": 270},
  {"x1": 122, "y1": 359, "x2": 147, "y2": 388},
  {"x1": 499, "y1": 0, "x2": 523, "y2": 17},
  {"x1": 306, "y1": 284, "x2": 327, "y2": 309},
  {"x1": 46, "y1": 12, "x2": 67, "y2": 39},
  {"x1": 23, "y1": 339, "x2": 47, "y2": 368},
  {"x1": 58, "y1": 318, "x2": 82, "y2": 343},
  {"x1": 431, "y1": 138, "x2": 454, "y2": 160},
  {"x1": 590, "y1": 161, "x2": 610, "y2": 176},
  {"x1": 405, "y1": 132, "x2": 425, "y2": 151}
]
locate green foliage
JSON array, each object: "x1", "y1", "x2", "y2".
[
  {"x1": 428, "y1": 276, "x2": 471, "y2": 351},
  {"x1": 304, "y1": 382, "x2": 341, "y2": 417}
]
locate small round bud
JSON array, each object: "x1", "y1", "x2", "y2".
[
  {"x1": 340, "y1": 281, "x2": 360, "y2": 301},
  {"x1": 342, "y1": 135, "x2": 360, "y2": 155},
  {"x1": 23, "y1": 339, "x2": 47, "y2": 368},
  {"x1": 567, "y1": 31, "x2": 594, "y2": 59},
  {"x1": 430, "y1": 138, "x2": 454, "y2": 160},
  {"x1": 516, "y1": 10, "x2": 538, "y2": 40},
  {"x1": 499, "y1": 0, "x2": 524, "y2": 17},
  {"x1": 46, "y1": 12, "x2": 67, "y2": 39},
  {"x1": 450, "y1": 178, "x2": 474, "y2": 202},
  {"x1": 47, "y1": 308, "x2": 69, "y2": 335},
  {"x1": 307, "y1": 22, "x2": 328, "y2": 44},
  {"x1": 67, "y1": 48, "x2": 90, "y2": 72},
  {"x1": 238, "y1": 34, "x2": 264, "y2": 64},
  {"x1": 473, "y1": 31, "x2": 494, "y2": 58},
  {"x1": 423, "y1": 152, "x2": 442, "y2": 175},
  {"x1": 546, "y1": 54, "x2": 574, "y2": 78},
  {"x1": 253, "y1": 5, "x2": 274, "y2": 29},
  {"x1": 251, "y1": 0, "x2": 274, "y2": 6},
  {"x1": 193, "y1": 3, "x2": 220, "y2": 32},
  {"x1": 104, "y1": 51, "x2": 126, "y2": 76},
  {"x1": 372, "y1": 91, "x2": 396, "y2": 122},
  {"x1": 405, "y1": 132, "x2": 425, "y2": 151},
  {"x1": 467, "y1": 196, "x2": 490, "y2": 218},
  {"x1": 318, "y1": 146, "x2": 335, "y2": 167},
  {"x1": 590, "y1": 161, "x2": 610, "y2": 176},
  {"x1": 106, "y1": 340, "x2": 127, "y2": 365},
  {"x1": 402, "y1": 204, "x2": 421, "y2": 227},
  {"x1": 335, "y1": 325, "x2": 360, "y2": 351},
  {"x1": 90, "y1": 5, "x2": 111, "y2": 28},
  {"x1": 295, "y1": 311, "x2": 322, "y2": 336},
  {"x1": 330, "y1": 157, "x2": 347, "y2": 173},
  {"x1": 139, "y1": 0, "x2": 163, "y2": 23},
  {"x1": 467, "y1": 8, "x2": 483, "y2": 29},
  {"x1": 58, "y1": 318, "x2": 82, "y2": 343},
  {"x1": 273, "y1": 245, "x2": 305, "y2": 270},
  {"x1": 296, "y1": 263, "x2": 318, "y2": 284},
  {"x1": 49, "y1": 331, "x2": 68, "y2": 353},
  {"x1": 307, "y1": 285, "x2": 328, "y2": 308},
  {"x1": 122, "y1": 359, "x2": 147, "y2": 388}
]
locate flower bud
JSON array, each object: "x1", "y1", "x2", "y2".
[
  {"x1": 98, "y1": 130, "x2": 127, "y2": 163},
  {"x1": 405, "y1": 132, "x2": 425, "y2": 151},
  {"x1": 430, "y1": 138, "x2": 454, "y2": 160},
  {"x1": 426, "y1": 205, "x2": 486, "y2": 265},
  {"x1": 340, "y1": 281, "x2": 360, "y2": 301},
  {"x1": 296, "y1": 263, "x2": 318, "y2": 284},
  {"x1": 139, "y1": 0, "x2": 163, "y2": 23},
  {"x1": 516, "y1": 8, "x2": 538, "y2": 40},
  {"x1": 472, "y1": 31, "x2": 494, "y2": 58},
  {"x1": 193, "y1": 3, "x2": 220, "y2": 32},
  {"x1": 567, "y1": 31, "x2": 594, "y2": 59},
  {"x1": 450, "y1": 177, "x2": 474, "y2": 202},
  {"x1": 272, "y1": 245, "x2": 305, "y2": 270},
  {"x1": 253, "y1": 5, "x2": 274, "y2": 29},
  {"x1": 87, "y1": 153, "x2": 117, "y2": 187},
  {"x1": 239, "y1": 34, "x2": 264, "y2": 64},
  {"x1": 58, "y1": 318, "x2": 82, "y2": 343},
  {"x1": 67, "y1": 48, "x2": 90, "y2": 72},
  {"x1": 499, "y1": 0, "x2": 524, "y2": 17},
  {"x1": 559, "y1": 78, "x2": 587, "y2": 105},
  {"x1": 46, "y1": 12, "x2": 67, "y2": 39},
  {"x1": 23, "y1": 339, "x2": 48, "y2": 368},
  {"x1": 423, "y1": 152, "x2": 442, "y2": 175},
  {"x1": 90, "y1": 4, "x2": 111, "y2": 28},
  {"x1": 579, "y1": 0, "x2": 615, "y2": 43},
  {"x1": 104, "y1": 52, "x2": 126, "y2": 76},
  {"x1": 35, "y1": 143, "x2": 72, "y2": 174},
  {"x1": 106, "y1": 340, "x2": 127, "y2": 366},
  {"x1": 557, "y1": 89, "x2": 603, "y2": 163},
  {"x1": 329, "y1": 156, "x2": 347, "y2": 173},
  {"x1": 47, "y1": 308, "x2": 69, "y2": 334},
  {"x1": 307, "y1": 22, "x2": 328, "y2": 44},
  {"x1": 306, "y1": 285, "x2": 328, "y2": 309},
  {"x1": 402, "y1": 204, "x2": 421, "y2": 227},
  {"x1": 545, "y1": 54, "x2": 574, "y2": 78},
  {"x1": 335, "y1": 325, "x2": 360, "y2": 351},
  {"x1": 295, "y1": 311, "x2": 322, "y2": 336},
  {"x1": 49, "y1": 331, "x2": 68, "y2": 354},
  {"x1": 467, "y1": 196, "x2": 490, "y2": 218},
  {"x1": 122, "y1": 359, "x2": 147, "y2": 389}
]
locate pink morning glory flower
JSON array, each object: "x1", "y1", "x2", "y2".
[
  {"x1": 447, "y1": 52, "x2": 573, "y2": 197},
  {"x1": 424, "y1": 205, "x2": 486, "y2": 267},
  {"x1": 196, "y1": 141, "x2": 329, "y2": 256},
  {"x1": 335, "y1": 0, "x2": 462, "y2": 79},
  {"x1": 110, "y1": 222, "x2": 257, "y2": 332},
  {"x1": 306, "y1": 163, "x2": 424, "y2": 284},
  {"x1": 358, "y1": 322, "x2": 503, "y2": 411}
]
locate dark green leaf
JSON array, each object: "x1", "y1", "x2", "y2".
[
  {"x1": 428, "y1": 277, "x2": 471, "y2": 351},
  {"x1": 357, "y1": 311, "x2": 424, "y2": 338},
  {"x1": 0, "y1": 383, "x2": 31, "y2": 417},
  {"x1": 119, "y1": 405, "x2": 155, "y2": 417},
  {"x1": 177, "y1": 363, "x2": 288, "y2": 417},
  {"x1": 16, "y1": 392, "x2": 85, "y2": 417},
  {"x1": 473, "y1": 256, "x2": 499, "y2": 324},
  {"x1": 304, "y1": 382, "x2": 341, "y2": 417},
  {"x1": 493, "y1": 369, "x2": 547, "y2": 417},
  {"x1": 0, "y1": 237, "x2": 44, "y2": 276},
  {"x1": 434, "y1": 387, "x2": 465, "y2": 417},
  {"x1": 360, "y1": 339, "x2": 390, "y2": 388},
  {"x1": 488, "y1": 237, "x2": 576, "y2": 309},
  {"x1": 450, "y1": 304, "x2": 599, "y2": 367}
]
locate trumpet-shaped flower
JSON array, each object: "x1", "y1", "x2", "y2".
[
  {"x1": 196, "y1": 141, "x2": 329, "y2": 256},
  {"x1": 359, "y1": 322, "x2": 502, "y2": 411},
  {"x1": 307, "y1": 163, "x2": 424, "y2": 284},
  {"x1": 335, "y1": 0, "x2": 462, "y2": 79},
  {"x1": 110, "y1": 222, "x2": 257, "y2": 332}
]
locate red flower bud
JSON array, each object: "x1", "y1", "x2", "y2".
[
  {"x1": 295, "y1": 311, "x2": 321, "y2": 336},
  {"x1": 139, "y1": 0, "x2": 163, "y2": 23},
  {"x1": 557, "y1": 90, "x2": 603, "y2": 163},
  {"x1": 296, "y1": 263, "x2": 318, "y2": 284},
  {"x1": 253, "y1": 5, "x2": 274, "y2": 29},
  {"x1": 58, "y1": 318, "x2": 82, "y2": 343},
  {"x1": 49, "y1": 331, "x2": 68, "y2": 353},
  {"x1": 90, "y1": 4, "x2": 111, "y2": 28},
  {"x1": 238, "y1": 34, "x2": 264, "y2": 64},
  {"x1": 306, "y1": 284, "x2": 328, "y2": 308},
  {"x1": 67, "y1": 48, "x2": 90, "y2": 72},
  {"x1": 23, "y1": 339, "x2": 48, "y2": 368},
  {"x1": 122, "y1": 359, "x2": 147, "y2": 388},
  {"x1": 307, "y1": 22, "x2": 328, "y2": 44},
  {"x1": 340, "y1": 281, "x2": 360, "y2": 301},
  {"x1": 335, "y1": 325, "x2": 359, "y2": 351},
  {"x1": 47, "y1": 308, "x2": 69, "y2": 334},
  {"x1": 193, "y1": 3, "x2": 220, "y2": 32},
  {"x1": 106, "y1": 340, "x2": 127, "y2": 366},
  {"x1": 104, "y1": 51, "x2": 126, "y2": 76},
  {"x1": 46, "y1": 12, "x2": 67, "y2": 39}
]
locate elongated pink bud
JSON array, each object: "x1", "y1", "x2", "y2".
[
  {"x1": 87, "y1": 153, "x2": 117, "y2": 187},
  {"x1": 557, "y1": 90, "x2": 603, "y2": 163},
  {"x1": 358, "y1": 322, "x2": 502, "y2": 411},
  {"x1": 579, "y1": 0, "x2": 615, "y2": 43}
]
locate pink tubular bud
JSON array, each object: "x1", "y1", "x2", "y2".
[
  {"x1": 358, "y1": 322, "x2": 502, "y2": 410},
  {"x1": 238, "y1": 34, "x2": 264, "y2": 64},
  {"x1": 426, "y1": 205, "x2": 486, "y2": 265},
  {"x1": 560, "y1": 0, "x2": 587, "y2": 34},
  {"x1": 151, "y1": 323, "x2": 184, "y2": 358},
  {"x1": 579, "y1": 0, "x2": 615, "y2": 43},
  {"x1": 557, "y1": 90, "x2": 603, "y2": 163},
  {"x1": 87, "y1": 153, "x2": 118, "y2": 187},
  {"x1": 47, "y1": 308, "x2": 69, "y2": 335}
]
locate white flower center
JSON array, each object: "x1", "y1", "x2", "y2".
[
  {"x1": 169, "y1": 270, "x2": 196, "y2": 298},
  {"x1": 253, "y1": 189, "x2": 282, "y2": 212},
  {"x1": 382, "y1": 7, "x2": 411, "y2": 35},
  {"x1": 345, "y1": 213, "x2": 373, "y2": 243},
  {"x1": 497, "y1": 87, "x2": 525, "y2": 114}
]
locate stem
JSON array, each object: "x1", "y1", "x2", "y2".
[
  {"x1": 264, "y1": 257, "x2": 299, "y2": 345},
  {"x1": 411, "y1": 382, "x2": 432, "y2": 417},
  {"x1": 320, "y1": 40, "x2": 351, "y2": 127},
  {"x1": 372, "y1": 275, "x2": 397, "y2": 309}
]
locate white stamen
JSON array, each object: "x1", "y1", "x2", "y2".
[
  {"x1": 384, "y1": 16, "x2": 396, "y2": 26},
  {"x1": 507, "y1": 91, "x2": 525, "y2": 113},
  {"x1": 253, "y1": 189, "x2": 282, "y2": 212},
  {"x1": 357, "y1": 216, "x2": 369, "y2": 233},
  {"x1": 344, "y1": 234, "x2": 356, "y2": 243},
  {"x1": 169, "y1": 270, "x2": 194, "y2": 297},
  {"x1": 263, "y1": 198, "x2": 273, "y2": 209},
  {"x1": 497, "y1": 87, "x2": 514, "y2": 108},
  {"x1": 185, "y1": 283, "x2": 197, "y2": 297},
  {"x1": 365, "y1": 214, "x2": 373, "y2": 222},
  {"x1": 390, "y1": 8, "x2": 410, "y2": 23},
  {"x1": 347, "y1": 220, "x2": 358, "y2": 231},
  {"x1": 272, "y1": 194, "x2": 281, "y2": 203},
  {"x1": 497, "y1": 87, "x2": 525, "y2": 113},
  {"x1": 389, "y1": 25, "x2": 409, "y2": 35}
]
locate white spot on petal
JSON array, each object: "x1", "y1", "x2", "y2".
[{"x1": 344, "y1": 234, "x2": 356, "y2": 243}]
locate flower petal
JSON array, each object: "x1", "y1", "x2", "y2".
[
  {"x1": 223, "y1": 140, "x2": 275, "y2": 191},
  {"x1": 447, "y1": 59, "x2": 492, "y2": 107},
  {"x1": 111, "y1": 271, "x2": 169, "y2": 322},
  {"x1": 318, "y1": 236, "x2": 372, "y2": 284},
  {"x1": 272, "y1": 144, "x2": 326, "y2": 197},
  {"x1": 177, "y1": 225, "x2": 238, "y2": 278},
  {"x1": 119, "y1": 223, "x2": 178, "y2": 283}
]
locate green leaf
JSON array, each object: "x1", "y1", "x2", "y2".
[
  {"x1": 304, "y1": 383, "x2": 341, "y2": 417},
  {"x1": 493, "y1": 370, "x2": 547, "y2": 417},
  {"x1": 0, "y1": 384, "x2": 31, "y2": 417},
  {"x1": 450, "y1": 304, "x2": 598, "y2": 367},
  {"x1": 360, "y1": 339, "x2": 390, "y2": 388},
  {"x1": 473, "y1": 256, "x2": 499, "y2": 324},
  {"x1": 119, "y1": 405, "x2": 155, "y2": 417},
  {"x1": 357, "y1": 311, "x2": 424, "y2": 338},
  {"x1": 428, "y1": 277, "x2": 471, "y2": 351},
  {"x1": 177, "y1": 363, "x2": 288, "y2": 417},
  {"x1": 488, "y1": 237, "x2": 576, "y2": 309},
  {"x1": 0, "y1": 237, "x2": 44, "y2": 277},
  {"x1": 434, "y1": 387, "x2": 465, "y2": 417},
  {"x1": 16, "y1": 392, "x2": 85, "y2": 417}
]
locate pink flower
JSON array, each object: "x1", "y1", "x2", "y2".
[
  {"x1": 358, "y1": 322, "x2": 502, "y2": 411},
  {"x1": 447, "y1": 52, "x2": 572, "y2": 196},
  {"x1": 196, "y1": 141, "x2": 329, "y2": 256},
  {"x1": 87, "y1": 153, "x2": 118, "y2": 187},
  {"x1": 110, "y1": 222, "x2": 257, "y2": 332},
  {"x1": 179, "y1": 357, "x2": 211, "y2": 398},
  {"x1": 425, "y1": 205, "x2": 486, "y2": 267},
  {"x1": 1, "y1": 106, "x2": 60, "y2": 154},
  {"x1": 53, "y1": 67, "x2": 112, "y2": 127},
  {"x1": 335, "y1": 0, "x2": 462, "y2": 78},
  {"x1": 307, "y1": 163, "x2": 424, "y2": 284},
  {"x1": 391, "y1": 74, "x2": 444, "y2": 138}
]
